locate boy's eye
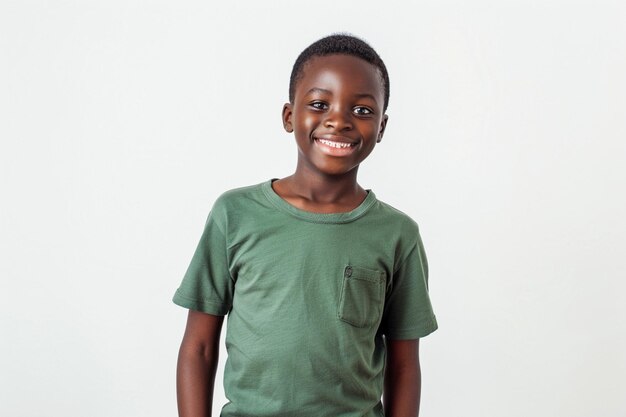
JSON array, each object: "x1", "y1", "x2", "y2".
[
  {"x1": 310, "y1": 101, "x2": 328, "y2": 110},
  {"x1": 353, "y1": 106, "x2": 373, "y2": 116}
]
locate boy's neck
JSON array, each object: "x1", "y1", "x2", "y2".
[{"x1": 272, "y1": 168, "x2": 368, "y2": 213}]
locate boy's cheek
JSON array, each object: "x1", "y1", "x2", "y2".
[{"x1": 296, "y1": 115, "x2": 321, "y2": 136}]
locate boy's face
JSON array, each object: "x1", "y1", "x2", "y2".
[{"x1": 282, "y1": 54, "x2": 388, "y2": 177}]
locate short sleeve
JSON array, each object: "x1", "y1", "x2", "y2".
[
  {"x1": 172, "y1": 209, "x2": 234, "y2": 315},
  {"x1": 381, "y1": 232, "x2": 438, "y2": 339}
]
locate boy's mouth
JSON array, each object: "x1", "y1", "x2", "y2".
[{"x1": 313, "y1": 137, "x2": 358, "y2": 156}]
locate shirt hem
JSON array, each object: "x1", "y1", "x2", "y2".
[
  {"x1": 172, "y1": 290, "x2": 230, "y2": 316},
  {"x1": 384, "y1": 314, "x2": 438, "y2": 340}
]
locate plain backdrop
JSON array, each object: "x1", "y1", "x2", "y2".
[{"x1": 1, "y1": 1, "x2": 625, "y2": 416}]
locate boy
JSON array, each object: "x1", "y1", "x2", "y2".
[{"x1": 173, "y1": 34, "x2": 438, "y2": 417}]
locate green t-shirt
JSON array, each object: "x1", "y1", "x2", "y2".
[{"x1": 173, "y1": 179, "x2": 438, "y2": 417}]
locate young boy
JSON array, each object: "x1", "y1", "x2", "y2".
[{"x1": 173, "y1": 34, "x2": 438, "y2": 417}]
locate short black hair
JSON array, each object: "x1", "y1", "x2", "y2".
[{"x1": 289, "y1": 33, "x2": 390, "y2": 112}]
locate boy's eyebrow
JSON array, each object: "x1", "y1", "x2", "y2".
[
  {"x1": 305, "y1": 87, "x2": 332, "y2": 96},
  {"x1": 353, "y1": 92, "x2": 378, "y2": 101},
  {"x1": 305, "y1": 88, "x2": 378, "y2": 102}
]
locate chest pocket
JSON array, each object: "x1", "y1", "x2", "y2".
[{"x1": 338, "y1": 265, "x2": 386, "y2": 328}]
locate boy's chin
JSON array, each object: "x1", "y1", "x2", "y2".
[{"x1": 311, "y1": 162, "x2": 361, "y2": 178}]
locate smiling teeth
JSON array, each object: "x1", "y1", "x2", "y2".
[{"x1": 317, "y1": 139, "x2": 353, "y2": 148}]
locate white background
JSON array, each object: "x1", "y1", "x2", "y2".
[{"x1": 1, "y1": 1, "x2": 625, "y2": 416}]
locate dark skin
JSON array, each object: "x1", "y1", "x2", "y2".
[
  {"x1": 176, "y1": 310, "x2": 223, "y2": 417},
  {"x1": 384, "y1": 339, "x2": 422, "y2": 417},
  {"x1": 177, "y1": 53, "x2": 422, "y2": 417}
]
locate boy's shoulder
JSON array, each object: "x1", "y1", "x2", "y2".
[
  {"x1": 371, "y1": 195, "x2": 423, "y2": 235},
  {"x1": 216, "y1": 181, "x2": 264, "y2": 201},
  {"x1": 209, "y1": 180, "x2": 265, "y2": 212}
]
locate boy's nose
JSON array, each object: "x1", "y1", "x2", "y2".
[{"x1": 323, "y1": 108, "x2": 353, "y2": 131}]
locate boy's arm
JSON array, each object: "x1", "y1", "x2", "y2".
[
  {"x1": 383, "y1": 339, "x2": 421, "y2": 417},
  {"x1": 176, "y1": 309, "x2": 224, "y2": 417}
]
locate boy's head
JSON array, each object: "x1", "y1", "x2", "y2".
[
  {"x1": 282, "y1": 34, "x2": 390, "y2": 177},
  {"x1": 289, "y1": 34, "x2": 390, "y2": 112}
]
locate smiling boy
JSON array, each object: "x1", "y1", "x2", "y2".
[{"x1": 173, "y1": 34, "x2": 438, "y2": 417}]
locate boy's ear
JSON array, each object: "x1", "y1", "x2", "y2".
[
  {"x1": 377, "y1": 114, "x2": 389, "y2": 143},
  {"x1": 282, "y1": 103, "x2": 294, "y2": 133}
]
